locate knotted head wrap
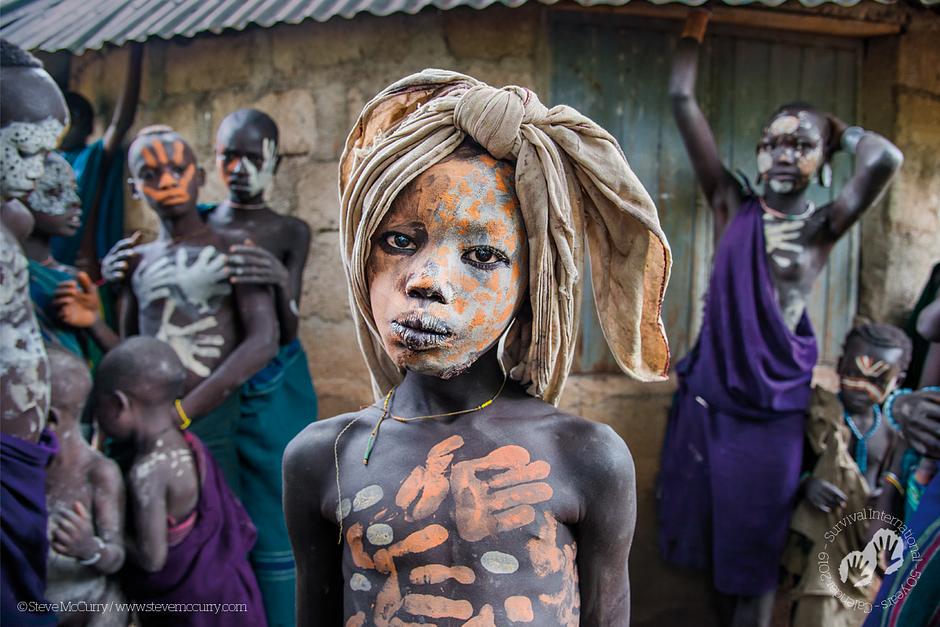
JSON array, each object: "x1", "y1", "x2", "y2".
[{"x1": 339, "y1": 69, "x2": 671, "y2": 405}]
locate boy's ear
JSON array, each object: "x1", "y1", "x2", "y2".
[
  {"x1": 113, "y1": 390, "x2": 131, "y2": 416},
  {"x1": 47, "y1": 406, "x2": 61, "y2": 428}
]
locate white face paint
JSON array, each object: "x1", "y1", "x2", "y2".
[
  {"x1": 26, "y1": 154, "x2": 80, "y2": 216},
  {"x1": 768, "y1": 179, "x2": 794, "y2": 194},
  {"x1": 241, "y1": 137, "x2": 277, "y2": 197},
  {"x1": 769, "y1": 115, "x2": 800, "y2": 135},
  {"x1": 756, "y1": 149, "x2": 773, "y2": 175},
  {"x1": 855, "y1": 355, "x2": 890, "y2": 378},
  {"x1": 0, "y1": 118, "x2": 65, "y2": 200}
]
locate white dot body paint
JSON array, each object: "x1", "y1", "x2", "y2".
[
  {"x1": 0, "y1": 227, "x2": 50, "y2": 432},
  {"x1": 366, "y1": 523, "x2": 394, "y2": 546},
  {"x1": 349, "y1": 573, "x2": 371, "y2": 591},
  {"x1": 0, "y1": 118, "x2": 65, "y2": 200},
  {"x1": 481, "y1": 551, "x2": 519, "y2": 574},
  {"x1": 769, "y1": 115, "x2": 800, "y2": 136},
  {"x1": 756, "y1": 149, "x2": 773, "y2": 175},
  {"x1": 26, "y1": 154, "x2": 80, "y2": 216},
  {"x1": 335, "y1": 498, "x2": 351, "y2": 522},
  {"x1": 768, "y1": 179, "x2": 794, "y2": 194},
  {"x1": 352, "y1": 484, "x2": 383, "y2": 512}
]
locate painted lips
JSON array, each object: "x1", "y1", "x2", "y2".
[{"x1": 391, "y1": 313, "x2": 453, "y2": 350}]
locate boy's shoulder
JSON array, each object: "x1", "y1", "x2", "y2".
[{"x1": 87, "y1": 449, "x2": 124, "y2": 491}]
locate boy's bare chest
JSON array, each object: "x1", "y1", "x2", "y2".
[{"x1": 332, "y1": 425, "x2": 581, "y2": 626}]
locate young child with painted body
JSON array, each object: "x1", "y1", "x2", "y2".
[
  {"x1": 285, "y1": 70, "x2": 672, "y2": 626},
  {"x1": 44, "y1": 348, "x2": 127, "y2": 626},
  {"x1": 784, "y1": 324, "x2": 912, "y2": 627},
  {"x1": 23, "y1": 152, "x2": 119, "y2": 362},
  {"x1": 0, "y1": 38, "x2": 68, "y2": 625},
  {"x1": 92, "y1": 337, "x2": 266, "y2": 626},
  {"x1": 115, "y1": 126, "x2": 278, "y2": 494}
]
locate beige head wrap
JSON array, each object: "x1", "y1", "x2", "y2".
[{"x1": 339, "y1": 69, "x2": 671, "y2": 405}]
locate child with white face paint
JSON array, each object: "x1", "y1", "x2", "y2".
[{"x1": 201, "y1": 108, "x2": 318, "y2": 627}]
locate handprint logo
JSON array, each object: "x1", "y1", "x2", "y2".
[
  {"x1": 839, "y1": 550, "x2": 876, "y2": 588},
  {"x1": 867, "y1": 528, "x2": 904, "y2": 576}
]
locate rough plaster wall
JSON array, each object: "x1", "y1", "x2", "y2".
[{"x1": 859, "y1": 15, "x2": 940, "y2": 326}]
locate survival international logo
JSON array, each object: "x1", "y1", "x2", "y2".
[{"x1": 816, "y1": 508, "x2": 922, "y2": 614}]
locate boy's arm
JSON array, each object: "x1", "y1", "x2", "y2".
[
  {"x1": 91, "y1": 457, "x2": 127, "y2": 574},
  {"x1": 102, "y1": 43, "x2": 143, "y2": 157},
  {"x1": 284, "y1": 424, "x2": 345, "y2": 626},
  {"x1": 179, "y1": 281, "x2": 278, "y2": 419},
  {"x1": 228, "y1": 219, "x2": 311, "y2": 344},
  {"x1": 128, "y1": 461, "x2": 170, "y2": 572},
  {"x1": 575, "y1": 424, "x2": 635, "y2": 626}
]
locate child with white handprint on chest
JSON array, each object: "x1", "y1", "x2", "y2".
[
  {"x1": 783, "y1": 323, "x2": 913, "y2": 627},
  {"x1": 116, "y1": 126, "x2": 278, "y2": 495}
]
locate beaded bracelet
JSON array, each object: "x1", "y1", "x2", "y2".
[
  {"x1": 885, "y1": 386, "x2": 940, "y2": 431},
  {"x1": 883, "y1": 472, "x2": 904, "y2": 496}
]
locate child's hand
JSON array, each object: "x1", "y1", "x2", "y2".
[
  {"x1": 101, "y1": 231, "x2": 141, "y2": 283},
  {"x1": 805, "y1": 477, "x2": 847, "y2": 513},
  {"x1": 54, "y1": 272, "x2": 100, "y2": 328},
  {"x1": 227, "y1": 240, "x2": 288, "y2": 289},
  {"x1": 50, "y1": 502, "x2": 98, "y2": 561}
]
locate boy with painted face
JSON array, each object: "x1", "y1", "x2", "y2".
[
  {"x1": 44, "y1": 348, "x2": 127, "y2": 627},
  {"x1": 783, "y1": 324, "x2": 911, "y2": 627},
  {"x1": 0, "y1": 38, "x2": 68, "y2": 625},
  {"x1": 118, "y1": 125, "x2": 278, "y2": 495},
  {"x1": 211, "y1": 108, "x2": 317, "y2": 627},
  {"x1": 658, "y1": 11, "x2": 905, "y2": 626},
  {"x1": 285, "y1": 70, "x2": 672, "y2": 626},
  {"x1": 23, "y1": 152, "x2": 119, "y2": 362},
  {"x1": 92, "y1": 337, "x2": 266, "y2": 625}
]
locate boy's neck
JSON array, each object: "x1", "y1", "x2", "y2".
[
  {"x1": 161, "y1": 208, "x2": 211, "y2": 242},
  {"x1": 133, "y1": 405, "x2": 184, "y2": 451},
  {"x1": 52, "y1": 421, "x2": 87, "y2": 461},
  {"x1": 393, "y1": 349, "x2": 509, "y2": 419},
  {"x1": 23, "y1": 233, "x2": 52, "y2": 264}
]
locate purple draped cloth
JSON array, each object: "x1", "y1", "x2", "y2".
[
  {"x1": 123, "y1": 432, "x2": 267, "y2": 626},
  {"x1": 1, "y1": 429, "x2": 58, "y2": 626},
  {"x1": 657, "y1": 198, "x2": 817, "y2": 596}
]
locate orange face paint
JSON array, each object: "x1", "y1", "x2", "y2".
[
  {"x1": 131, "y1": 135, "x2": 200, "y2": 210},
  {"x1": 366, "y1": 148, "x2": 528, "y2": 379}
]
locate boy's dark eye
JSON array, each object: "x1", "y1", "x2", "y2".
[
  {"x1": 383, "y1": 232, "x2": 417, "y2": 251},
  {"x1": 463, "y1": 246, "x2": 508, "y2": 268}
]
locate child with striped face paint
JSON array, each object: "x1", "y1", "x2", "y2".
[
  {"x1": 116, "y1": 126, "x2": 278, "y2": 497},
  {"x1": 784, "y1": 323, "x2": 912, "y2": 626}
]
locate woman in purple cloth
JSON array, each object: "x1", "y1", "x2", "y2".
[
  {"x1": 92, "y1": 337, "x2": 266, "y2": 627},
  {"x1": 656, "y1": 10, "x2": 904, "y2": 627},
  {"x1": 0, "y1": 39, "x2": 69, "y2": 625}
]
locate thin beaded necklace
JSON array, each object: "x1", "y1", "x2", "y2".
[
  {"x1": 362, "y1": 375, "x2": 508, "y2": 465},
  {"x1": 843, "y1": 403, "x2": 882, "y2": 475},
  {"x1": 760, "y1": 197, "x2": 816, "y2": 221}
]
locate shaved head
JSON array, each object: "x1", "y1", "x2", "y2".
[
  {"x1": 95, "y1": 337, "x2": 186, "y2": 404},
  {"x1": 48, "y1": 347, "x2": 91, "y2": 411}
]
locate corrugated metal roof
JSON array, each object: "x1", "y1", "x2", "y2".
[{"x1": 0, "y1": 0, "x2": 904, "y2": 54}]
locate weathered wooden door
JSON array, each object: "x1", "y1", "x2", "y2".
[{"x1": 551, "y1": 13, "x2": 861, "y2": 371}]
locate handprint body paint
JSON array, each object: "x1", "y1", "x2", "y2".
[
  {"x1": 366, "y1": 146, "x2": 528, "y2": 380},
  {"x1": 132, "y1": 242, "x2": 233, "y2": 385},
  {"x1": 215, "y1": 109, "x2": 279, "y2": 203},
  {"x1": 334, "y1": 419, "x2": 583, "y2": 627},
  {"x1": 128, "y1": 128, "x2": 203, "y2": 218}
]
